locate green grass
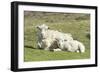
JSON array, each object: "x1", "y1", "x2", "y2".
[
  {"x1": 24, "y1": 11, "x2": 90, "y2": 62},
  {"x1": 24, "y1": 47, "x2": 90, "y2": 62}
]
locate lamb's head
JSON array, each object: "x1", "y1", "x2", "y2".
[
  {"x1": 36, "y1": 24, "x2": 49, "y2": 39},
  {"x1": 56, "y1": 38, "x2": 65, "y2": 49}
]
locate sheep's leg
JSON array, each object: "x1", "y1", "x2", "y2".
[
  {"x1": 44, "y1": 42, "x2": 51, "y2": 51},
  {"x1": 37, "y1": 42, "x2": 42, "y2": 49}
]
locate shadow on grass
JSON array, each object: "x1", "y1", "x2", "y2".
[
  {"x1": 24, "y1": 45, "x2": 37, "y2": 49},
  {"x1": 24, "y1": 45, "x2": 44, "y2": 50}
]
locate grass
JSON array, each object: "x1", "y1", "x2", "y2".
[
  {"x1": 24, "y1": 11, "x2": 90, "y2": 62},
  {"x1": 24, "y1": 47, "x2": 90, "y2": 62}
]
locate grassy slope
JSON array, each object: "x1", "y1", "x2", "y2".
[{"x1": 24, "y1": 12, "x2": 90, "y2": 62}]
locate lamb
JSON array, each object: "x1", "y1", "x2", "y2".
[{"x1": 56, "y1": 38, "x2": 85, "y2": 53}]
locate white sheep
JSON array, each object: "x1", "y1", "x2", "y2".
[
  {"x1": 56, "y1": 38, "x2": 85, "y2": 53},
  {"x1": 36, "y1": 24, "x2": 73, "y2": 50}
]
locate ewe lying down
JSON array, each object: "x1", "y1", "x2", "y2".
[
  {"x1": 36, "y1": 24, "x2": 85, "y2": 53},
  {"x1": 36, "y1": 24, "x2": 73, "y2": 50}
]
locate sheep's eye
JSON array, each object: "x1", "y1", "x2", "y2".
[{"x1": 64, "y1": 39, "x2": 67, "y2": 41}]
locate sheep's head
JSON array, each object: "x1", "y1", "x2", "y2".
[
  {"x1": 36, "y1": 24, "x2": 49, "y2": 39},
  {"x1": 36, "y1": 24, "x2": 49, "y2": 31},
  {"x1": 56, "y1": 38, "x2": 65, "y2": 49}
]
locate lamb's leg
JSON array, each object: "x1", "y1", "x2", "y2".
[
  {"x1": 78, "y1": 43, "x2": 85, "y2": 53},
  {"x1": 66, "y1": 44, "x2": 72, "y2": 52}
]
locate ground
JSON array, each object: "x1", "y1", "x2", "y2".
[{"x1": 24, "y1": 11, "x2": 90, "y2": 62}]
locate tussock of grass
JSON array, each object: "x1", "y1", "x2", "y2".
[{"x1": 24, "y1": 11, "x2": 90, "y2": 62}]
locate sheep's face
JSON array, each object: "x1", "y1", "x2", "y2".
[
  {"x1": 56, "y1": 38, "x2": 64, "y2": 49},
  {"x1": 36, "y1": 24, "x2": 49, "y2": 39}
]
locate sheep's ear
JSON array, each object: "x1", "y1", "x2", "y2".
[
  {"x1": 36, "y1": 26, "x2": 39, "y2": 29},
  {"x1": 48, "y1": 27, "x2": 50, "y2": 29}
]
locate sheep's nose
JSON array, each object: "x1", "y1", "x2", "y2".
[
  {"x1": 41, "y1": 35, "x2": 43, "y2": 38},
  {"x1": 41, "y1": 34, "x2": 45, "y2": 39}
]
